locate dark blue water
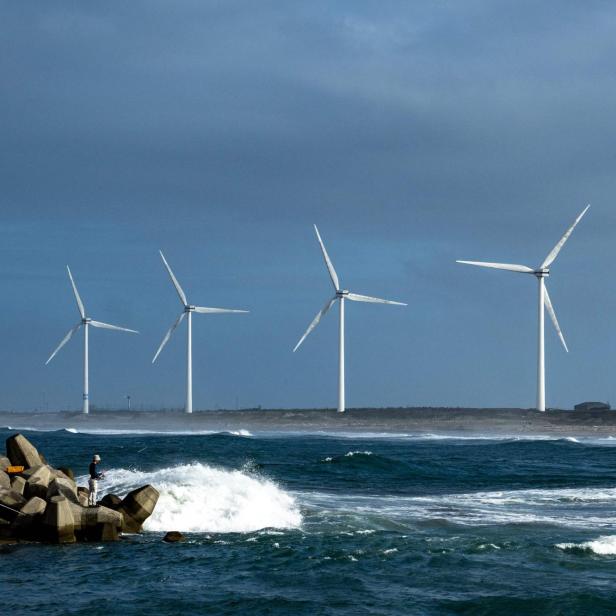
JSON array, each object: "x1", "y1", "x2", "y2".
[{"x1": 3, "y1": 429, "x2": 616, "y2": 615}]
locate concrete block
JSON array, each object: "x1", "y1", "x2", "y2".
[
  {"x1": 43, "y1": 495, "x2": 76, "y2": 544},
  {"x1": 6, "y1": 434, "x2": 43, "y2": 468}
]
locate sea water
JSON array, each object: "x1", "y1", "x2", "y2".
[{"x1": 3, "y1": 428, "x2": 616, "y2": 615}]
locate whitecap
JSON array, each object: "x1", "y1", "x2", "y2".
[
  {"x1": 226, "y1": 429, "x2": 253, "y2": 437},
  {"x1": 557, "y1": 535, "x2": 616, "y2": 555}
]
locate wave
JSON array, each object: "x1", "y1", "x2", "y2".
[
  {"x1": 298, "y1": 485, "x2": 616, "y2": 529},
  {"x1": 322, "y1": 451, "x2": 374, "y2": 462},
  {"x1": 14, "y1": 427, "x2": 254, "y2": 437},
  {"x1": 556, "y1": 535, "x2": 616, "y2": 555},
  {"x1": 297, "y1": 431, "x2": 616, "y2": 446},
  {"x1": 224, "y1": 429, "x2": 253, "y2": 437},
  {"x1": 76, "y1": 462, "x2": 301, "y2": 534}
]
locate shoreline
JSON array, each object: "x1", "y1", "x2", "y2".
[{"x1": 1, "y1": 407, "x2": 616, "y2": 437}]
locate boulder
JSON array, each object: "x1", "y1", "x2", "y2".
[
  {"x1": 0, "y1": 470, "x2": 9, "y2": 489},
  {"x1": 46, "y1": 477, "x2": 79, "y2": 504},
  {"x1": 83, "y1": 505, "x2": 122, "y2": 541},
  {"x1": 11, "y1": 496, "x2": 47, "y2": 537},
  {"x1": 21, "y1": 495, "x2": 47, "y2": 516},
  {"x1": 163, "y1": 531, "x2": 184, "y2": 543},
  {"x1": 77, "y1": 487, "x2": 89, "y2": 507},
  {"x1": 68, "y1": 502, "x2": 87, "y2": 533},
  {"x1": 24, "y1": 465, "x2": 51, "y2": 499},
  {"x1": 6, "y1": 434, "x2": 43, "y2": 468},
  {"x1": 20, "y1": 465, "x2": 42, "y2": 478},
  {"x1": 117, "y1": 485, "x2": 159, "y2": 533},
  {"x1": 0, "y1": 487, "x2": 27, "y2": 513},
  {"x1": 10, "y1": 476, "x2": 26, "y2": 496},
  {"x1": 0, "y1": 456, "x2": 10, "y2": 471},
  {"x1": 68, "y1": 503, "x2": 122, "y2": 542},
  {"x1": 99, "y1": 493, "x2": 122, "y2": 510},
  {"x1": 43, "y1": 496, "x2": 76, "y2": 543},
  {"x1": 56, "y1": 467, "x2": 75, "y2": 481}
]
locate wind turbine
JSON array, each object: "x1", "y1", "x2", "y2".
[
  {"x1": 456, "y1": 205, "x2": 590, "y2": 412},
  {"x1": 152, "y1": 250, "x2": 249, "y2": 414},
  {"x1": 46, "y1": 266, "x2": 139, "y2": 414},
  {"x1": 293, "y1": 225, "x2": 407, "y2": 413}
]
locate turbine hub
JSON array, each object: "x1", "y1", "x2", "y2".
[
  {"x1": 534, "y1": 269, "x2": 550, "y2": 278},
  {"x1": 337, "y1": 290, "x2": 349, "y2": 297},
  {"x1": 185, "y1": 305, "x2": 196, "y2": 312},
  {"x1": 82, "y1": 317, "x2": 91, "y2": 324}
]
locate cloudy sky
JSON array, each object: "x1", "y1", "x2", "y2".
[{"x1": 1, "y1": 1, "x2": 615, "y2": 411}]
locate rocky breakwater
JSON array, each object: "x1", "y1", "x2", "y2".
[{"x1": 0, "y1": 433, "x2": 159, "y2": 543}]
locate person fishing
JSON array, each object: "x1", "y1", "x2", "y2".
[{"x1": 88, "y1": 454, "x2": 105, "y2": 506}]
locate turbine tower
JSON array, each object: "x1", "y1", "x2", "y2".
[
  {"x1": 293, "y1": 225, "x2": 407, "y2": 413},
  {"x1": 456, "y1": 205, "x2": 590, "y2": 412},
  {"x1": 153, "y1": 251, "x2": 249, "y2": 414},
  {"x1": 46, "y1": 266, "x2": 139, "y2": 414}
]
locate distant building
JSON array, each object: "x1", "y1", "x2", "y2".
[{"x1": 574, "y1": 401, "x2": 611, "y2": 412}]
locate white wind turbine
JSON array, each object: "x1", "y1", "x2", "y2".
[
  {"x1": 46, "y1": 266, "x2": 139, "y2": 414},
  {"x1": 457, "y1": 205, "x2": 590, "y2": 412},
  {"x1": 152, "y1": 251, "x2": 248, "y2": 414},
  {"x1": 294, "y1": 225, "x2": 407, "y2": 413}
]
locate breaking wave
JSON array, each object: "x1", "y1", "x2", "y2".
[
  {"x1": 556, "y1": 535, "x2": 616, "y2": 555},
  {"x1": 79, "y1": 462, "x2": 302, "y2": 534}
]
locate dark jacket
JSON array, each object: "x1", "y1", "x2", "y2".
[{"x1": 89, "y1": 462, "x2": 103, "y2": 480}]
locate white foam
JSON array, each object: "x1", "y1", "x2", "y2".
[
  {"x1": 557, "y1": 535, "x2": 616, "y2": 555},
  {"x1": 79, "y1": 462, "x2": 301, "y2": 534},
  {"x1": 299, "y1": 485, "x2": 616, "y2": 528},
  {"x1": 226, "y1": 429, "x2": 253, "y2": 437}
]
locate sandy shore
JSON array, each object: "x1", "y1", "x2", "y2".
[{"x1": 2, "y1": 407, "x2": 616, "y2": 437}]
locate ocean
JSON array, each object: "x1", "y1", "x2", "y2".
[{"x1": 3, "y1": 427, "x2": 616, "y2": 615}]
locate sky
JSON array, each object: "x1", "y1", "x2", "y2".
[{"x1": 1, "y1": 1, "x2": 615, "y2": 411}]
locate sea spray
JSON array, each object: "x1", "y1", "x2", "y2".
[{"x1": 79, "y1": 462, "x2": 302, "y2": 533}]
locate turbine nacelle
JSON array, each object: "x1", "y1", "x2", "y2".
[{"x1": 533, "y1": 269, "x2": 550, "y2": 279}]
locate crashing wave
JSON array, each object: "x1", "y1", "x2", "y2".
[{"x1": 80, "y1": 462, "x2": 301, "y2": 534}]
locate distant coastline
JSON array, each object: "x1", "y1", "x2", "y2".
[{"x1": 2, "y1": 407, "x2": 616, "y2": 437}]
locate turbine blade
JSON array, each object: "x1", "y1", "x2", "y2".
[
  {"x1": 66, "y1": 266, "x2": 86, "y2": 318},
  {"x1": 152, "y1": 312, "x2": 185, "y2": 363},
  {"x1": 543, "y1": 285, "x2": 568, "y2": 352},
  {"x1": 193, "y1": 306, "x2": 249, "y2": 314},
  {"x1": 90, "y1": 320, "x2": 139, "y2": 334},
  {"x1": 293, "y1": 296, "x2": 337, "y2": 352},
  {"x1": 314, "y1": 225, "x2": 340, "y2": 291},
  {"x1": 45, "y1": 323, "x2": 82, "y2": 365},
  {"x1": 159, "y1": 250, "x2": 188, "y2": 306},
  {"x1": 346, "y1": 293, "x2": 407, "y2": 306},
  {"x1": 541, "y1": 204, "x2": 590, "y2": 269},
  {"x1": 456, "y1": 260, "x2": 534, "y2": 273}
]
